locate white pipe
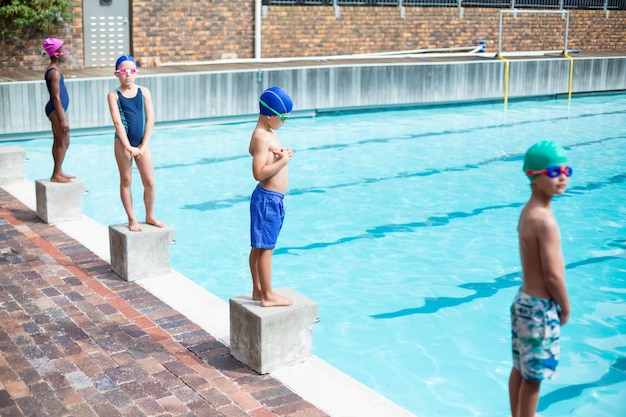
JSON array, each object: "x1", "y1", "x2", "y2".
[
  {"x1": 162, "y1": 46, "x2": 487, "y2": 67},
  {"x1": 254, "y1": 0, "x2": 261, "y2": 60}
]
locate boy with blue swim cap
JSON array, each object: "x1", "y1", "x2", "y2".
[
  {"x1": 248, "y1": 86, "x2": 294, "y2": 307},
  {"x1": 509, "y1": 140, "x2": 572, "y2": 417}
]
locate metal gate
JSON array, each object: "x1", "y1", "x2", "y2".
[{"x1": 83, "y1": 0, "x2": 130, "y2": 67}]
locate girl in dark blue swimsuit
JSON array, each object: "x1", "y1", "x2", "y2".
[
  {"x1": 43, "y1": 37, "x2": 73, "y2": 183},
  {"x1": 107, "y1": 55, "x2": 164, "y2": 232}
]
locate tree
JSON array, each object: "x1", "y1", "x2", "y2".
[{"x1": 0, "y1": 0, "x2": 74, "y2": 40}]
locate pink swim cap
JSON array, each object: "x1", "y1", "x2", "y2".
[{"x1": 43, "y1": 38, "x2": 64, "y2": 57}]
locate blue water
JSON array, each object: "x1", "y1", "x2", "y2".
[{"x1": 8, "y1": 94, "x2": 626, "y2": 417}]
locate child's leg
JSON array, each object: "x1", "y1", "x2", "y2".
[
  {"x1": 48, "y1": 112, "x2": 72, "y2": 183},
  {"x1": 508, "y1": 368, "x2": 522, "y2": 417},
  {"x1": 518, "y1": 379, "x2": 540, "y2": 417},
  {"x1": 135, "y1": 146, "x2": 164, "y2": 227},
  {"x1": 249, "y1": 247, "x2": 262, "y2": 301},
  {"x1": 253, "y1": 247, "x2": 292, "y2": 307},
  {"x1": 114, "y1": 140, "x2": 140, "y2": 231}
]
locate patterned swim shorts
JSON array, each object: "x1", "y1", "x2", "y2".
[{"x1": 510, "y1": 288, "x2": 560, "y2": 381}]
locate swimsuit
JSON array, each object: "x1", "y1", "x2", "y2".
[
  {"x1": 510, "y1": 288, "x2": 560, "y2": 381},
  {"x1": 115, "y1": 87, "x2": 146, "y2": 147},
  {"x1": 44, "y1": 68, "x2": 69, "y2": 117},
  {"x1": 250, "y1": 185, "x2": 285, "y2": 249}
]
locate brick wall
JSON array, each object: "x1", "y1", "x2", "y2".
[
  {"x1": 260, "y1": 7, "x2": 626, "y2": 56},
  {"x1": 1, "y1": 1, "x2": 624, "y2": 72},
  {"x1": 131, "y1": 0, "x2": 254, "y2": 63}
]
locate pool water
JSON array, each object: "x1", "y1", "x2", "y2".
[{"x1": 10, "y1": 94, "x2": 626, "y2": 417}]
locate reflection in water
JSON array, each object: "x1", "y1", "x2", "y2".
[
  {"x1": 538, "y1": 357, "x2": 626, "y2": 412},
  {"x1": 371, "y1": 254, "x2": 623, "y2": 319}
]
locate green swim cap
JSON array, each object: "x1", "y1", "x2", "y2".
[{"x1": 523, "y1": 140, "x2": 568, "y2": 182}]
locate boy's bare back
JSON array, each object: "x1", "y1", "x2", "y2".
[{"x1": 518, "y1": 202, "x2": 564, "y2": 301}]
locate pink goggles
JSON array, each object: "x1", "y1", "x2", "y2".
[{"x1": 115, "y1": 68, "x2": 137, "y2": 75}]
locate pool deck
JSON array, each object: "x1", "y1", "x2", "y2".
[
  {"x1": 2, "y1": 50, "x2": 625, "y2": 83},
  {"x1": 0, "y1": 179, "x2": 416, "y2": 416}
]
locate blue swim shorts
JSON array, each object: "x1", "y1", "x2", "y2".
[
  {"x1": 510, "y1": 288, "x2": 560, "y2": 381},
  {"x1": 250, "y1": 185, "x2": 285, "y2": 249}
]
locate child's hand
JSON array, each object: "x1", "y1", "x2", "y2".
[
  {"x1": 128, "y1": 147, "x2": 141, "y2": 158},
  {"x1": 273, "y1": 148, "x2": 293, "y2": 161}
]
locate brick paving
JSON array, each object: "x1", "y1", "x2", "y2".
[{"x1": 0, "y1": 188, "x2": 328, "y2": 417}]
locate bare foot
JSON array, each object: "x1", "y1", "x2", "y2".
[
  {"x1": 50, "y1": 175, "x2": 71, "y2": 183},
  {"x1": 128, "y1": 221, "x2": 142, "y2": 232},
  {"x1": 252, "y1": 290, "x2": 262, "y2": 301},
  {"x1": 60, "y1": 172, "x2": 76, "y2": 179},
  {"x1": 146, "y1": 216, "x2": 165, "y2": 228},
  {"x1": 261, "y1": 293, "x2": 293, "y2": 307}
]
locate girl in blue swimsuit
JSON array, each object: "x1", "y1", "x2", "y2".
[
  {"x1": 43, "y1": 37, "x2": 73, "y2": 183},
  {"x1": 107, "y1": 55, "x2": 164, "y2": 232}
]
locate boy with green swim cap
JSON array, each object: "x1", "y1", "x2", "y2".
[{"x1": 509, "y1": 140, "x2": 572, "y2": 417}]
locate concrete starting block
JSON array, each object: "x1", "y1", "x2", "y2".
[
  {"x1": 109, "y1": 223, "x2": 174, "y2": 281},
  {"x1": 35, "y1": 179, "x2": 86, "y2": 224},
  {"x1": 0, "y1": 146, "x2": 27, "y2": 184},
  {"x1": 229, "y1": 288, "x2": 318, "y2": 374}
]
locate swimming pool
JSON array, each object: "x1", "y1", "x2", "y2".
[{"x1": 9, "y1": 94, "x2": 626, "y2": 417}]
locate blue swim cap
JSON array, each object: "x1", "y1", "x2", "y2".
[
  {"x1": 523, "y1": 140, "x2": 568, "y2": 182},
  {"x1": 259, "y1": 86, "x2": 293, "y2": 116},
  {"x1": 115, "y1": 54, "x2": 136, "y2": 69}
]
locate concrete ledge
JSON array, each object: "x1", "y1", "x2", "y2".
[
  {"x1": 0, "y1": 146, "x2": 26, "y2": 184},
  {"x1": 109, "y1": 223, "x2": 175, "y2": 281},
  {"x1": 229, "y1": 288, "x2": 318, "y2": 374},
  {"x1": 35, "y1": 179, "x2": 86, "y2": 224}
]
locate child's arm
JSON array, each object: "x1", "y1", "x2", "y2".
[
  {"x1": 250, "y1": 133, "x2": 290, "y2": 182},
  {"x1": 107, "y1": 90, "x2": 140, "y2": 156},
  {"x1": 48, "y1": 70, "x2": 69, "y2": 132},
  {"x1": 538, "y1": 218, "x2": 571, "y2": 325},
  {"x1": 138, "y1": 86, "x2": 155, "y2": 150}
]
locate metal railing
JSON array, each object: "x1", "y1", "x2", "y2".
[{"x1": 265, "y1": 0, "x2": 626, "y2": 9}]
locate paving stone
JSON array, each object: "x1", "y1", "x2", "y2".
[
  {"x1": 93, "y1": 375, "x2": 117, "y2": 392},
  {"x1": 136, "y1": 396, "x2": 168, "y2": 415},
  {"x1": 0, "y1": 405, "x2": 24, "y2": 417},
  {"x1": 91, "y1": 401, "x2": 124, "y2": 417},
  {"x1": 140, "y1": 379, "x2": 170, "y2": 399},
  {"x1": 119, "y1": 380, "x2": 148, "y2": 400},
  {"x1": 158, "y1": 394, "x2": 189, "y2": 414},
  {"x1": 102, "y1": 388, "x2": 133, "y2": 409},
  {"x1": 65, "y1": 370, "x2": 93, "y2": 390},
  {"x1": 0, "y1": 388, "x2": 18, "y2": 407},
  {"x1": 13, "y1": 395, "x2": 47, "y2": 416},
  {"x1": 29, "y1": 357, "x2": 56, "y2": 375},
  {"x1": 68, "y1": 402, "x2": 100, "y2": 417},
  {"x1": 44, "y1": 371, "x2": 70, "y2": 389}
]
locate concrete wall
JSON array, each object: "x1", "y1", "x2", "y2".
[
  {"x1": 1, "y1": 1, "x2": 625, "y2": 72},
  {"x1": 2, "y1": 56, "x2": 625, "y2": 140}
]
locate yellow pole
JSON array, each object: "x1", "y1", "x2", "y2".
[
  {"x1": 564, "y1": 52, "x2": 574, "y2": 102},
  {"x1": 498, "y1": 55, "x2": 510, "y2": 107}
]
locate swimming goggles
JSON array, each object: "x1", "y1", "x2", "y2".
[
  {"x1": 525, "y1": 165, "x2": 573, "y2": 178},
  {"x1": 55, "y1": 50, "x2": 70, "y2": 57},
  {"x1": 115, "y1": 68, "x2": 137, "y2": 75},
  {"x1": 259, "y1": 99, "x2": 289, "y2": 121}
]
